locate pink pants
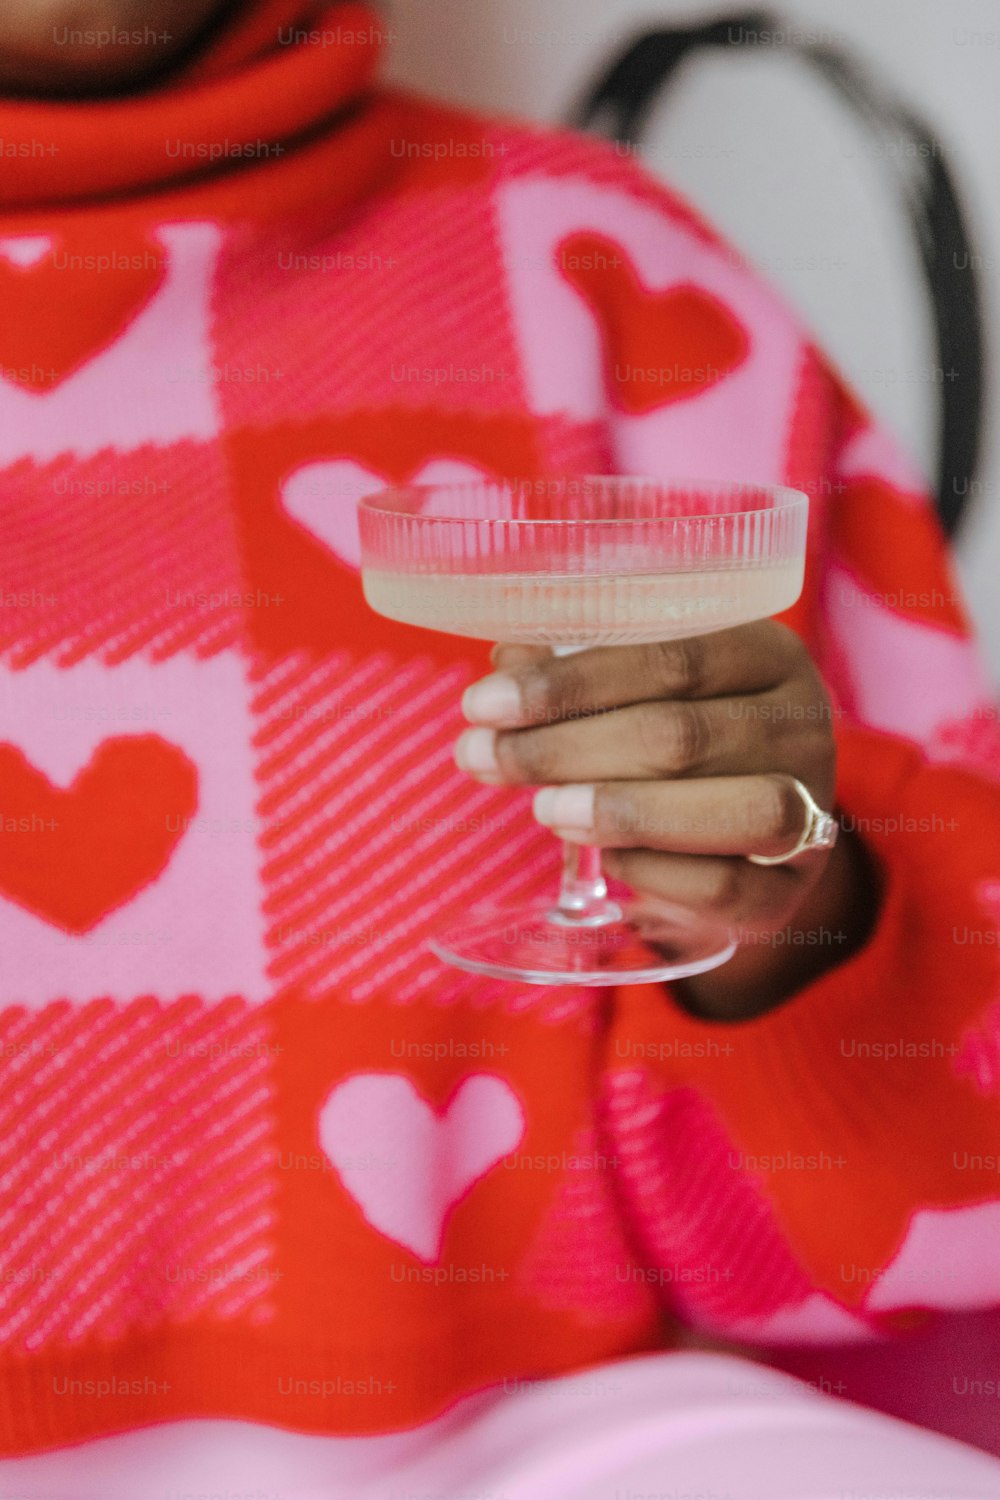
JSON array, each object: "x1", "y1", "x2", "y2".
[{"x1": 1, "y1": 1353, "x2": 998, "y2": 1499}]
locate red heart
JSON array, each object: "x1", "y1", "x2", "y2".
[
  {"x1": 0, "y1": 736, "x2": 198, "y2": 933},
  {"x1": 0, "y1": 225, "x2": 166, "y2": 391},
  {"x1": 829, "y1": 475, "x2": 969, "y2": 635},
  {"x1": 557, "y1": 230, "x2": 750, "y2": 414},
  {"x1": 228, "y1": 409, "x2": 547, "y2": 663}
]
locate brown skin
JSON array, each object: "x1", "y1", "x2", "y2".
[
  {"x1": 0, "y1": 0, "x2": 231, "y2": 95},
  {"x1": 455, "y1": 624, "x2": 880, "y2": 1022}
]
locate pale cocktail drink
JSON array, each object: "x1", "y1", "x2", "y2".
[{"x1": 362, "y1": 562, "x2": 803, "y2": 646}]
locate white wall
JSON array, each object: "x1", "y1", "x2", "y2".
[{"x1": 386, "y1": 0, "x2": 1000, "y2": 675}]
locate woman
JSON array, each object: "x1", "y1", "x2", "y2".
[{"x1": 0, "y1": 0, "x2": 999, "y2": 1495}]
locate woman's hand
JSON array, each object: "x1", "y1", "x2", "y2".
[{"x1": 454, "y1": 621, "x2": 878, "y2": 1019}]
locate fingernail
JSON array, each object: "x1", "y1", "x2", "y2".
[
  {"x1": 461, "y1": 673, "x2": 522, "y2": 725},
  {"x1": 533, "y1": 784, "x2": 595, "y2": 831},
  {"x1": 455, "y1": 727, "x2": 499, "y2": 775}
]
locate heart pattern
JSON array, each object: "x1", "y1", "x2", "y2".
[
  {"x1": 280, "y1": 456, "x2": 492, "y2": 572},
  {"x1": 0, "y1": 226, "x2": 167, "y2": 392},
  {"x1": 863, "y1": 1202, "x2": 1000, "y2": 1313},
  {"x1": 557, "y1": 230, "x2": 749, "y2": 414},
  {"x1": 0, "y1": 736, "x2": 198, "y2": 934},
  {"x1": 0, "y1": 221, "x2": 221, "y2": 467},
  {"x1": 319, "y1": 1072, "x2": 524, "y2": 1262}
]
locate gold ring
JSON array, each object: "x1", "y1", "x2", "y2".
[{"x1": 747, "y1": 778, "x2": 839, "y2": 866}]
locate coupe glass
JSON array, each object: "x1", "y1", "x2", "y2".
[{"x1": 358, "y1": 476, "x2": 808, "y2": 985}]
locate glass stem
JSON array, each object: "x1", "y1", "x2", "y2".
[
  {"x1": 554, "y1": 840, "x2": 620, "y2": 926},
  {"x1": 549, "y1": 648, "x2": 621, "y2": 928}
]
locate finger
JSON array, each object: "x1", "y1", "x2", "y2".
[
  {"x1": 533, "y1": 775, "x2": 820, "y2": 861},
  {"x1": 454, "y1": 686, "x2": 829, "y2": 786},
  {"x1": 463, "y1": 621, "x2": 803, "y2": 729},
  {"x1": 456, "y1": 699, "x2": 733, "y2": 783},
  {"x1": 491, "y1": 643, "x2": 552, "y2": 670},
  {"x1": 602, "y1": 848, "x2": 801, "y2": 929}
]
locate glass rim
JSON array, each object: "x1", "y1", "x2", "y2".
[{"x1": 358, "y1": 476, "x2": 809, "y2": 527}]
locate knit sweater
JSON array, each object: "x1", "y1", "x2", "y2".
[{"x1": 1, "y1": 0, "x2": 999, "y2": 1457}]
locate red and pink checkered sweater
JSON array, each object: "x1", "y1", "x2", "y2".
[{"x1": 1, "y1": 0, "x2": 1000, "y2": 1457}]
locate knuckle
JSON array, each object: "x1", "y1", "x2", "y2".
[
  {"x1": 675, "y1": 634, "x2": 708, "y2": 696},
  {"x1": 606, "y1": 848, "x2": 651, "y2": 893},
  {"x1": 519, "y1": 659, "x2": 590, "y2": 727},
  {"x1": 769, "y1": 619, "x2": 805, "y2": 670},
  {"x1": 633, "y1": 704, "x2": 672, "y2": 772},
  {"x1": 636, "y1": 701, "x2": 710, "y2": 774},
  {"x1": 672, "y1": 702, "x2": 712, "y2": 771},
  {"x1": 759, "y1": 706, "x2": 788, "y2": 752},
  {"x1": 516, "y1": 665, "x2": 558, "y2": 728},
  {"x1": 762, "y1": 774, "x2": 806, "y2": 846},
  {"x1": 647, "y1": 636, "x2": 706, "y2": 697},
  {"x1": 594, "y1": 784, "x2": 633, "y2": 840},
  {"x1": 745, "y1": 874, "x2": 798, "y2": 926},
  {"x1": 495, "y1": 728, "x2": 554, "y2": 783},
  {"x1": 706, "y1": 859, "x2": 746, "y2": 915},
  {"x1": 802, "y1": 723, "x2": 837, "y2": 781}
]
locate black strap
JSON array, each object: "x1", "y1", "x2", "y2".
[{"x1": 572, "y1": 10, "x2": 984, "y2": 538}]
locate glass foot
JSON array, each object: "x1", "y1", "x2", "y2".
[{"x1": 429, "y1": 900, "x2": 737, "y2": 985}]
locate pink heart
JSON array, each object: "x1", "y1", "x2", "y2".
[
  {"x1": 318, "y1": 1072, "x2": 524, "y2": 1263},
  {"x1": 864, "y1": 1202, "x2": 1000, "y2": 1313},
  {"x1": 279, "y1": 457, "x2": 491, "y2": 572},
  {"x1": 0, "y1": 235, "x2": 52, "y2": 269}
]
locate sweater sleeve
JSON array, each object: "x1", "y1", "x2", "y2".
[{"x1": 602, "y1": 356, "x2": 1000, "y2": 1345}]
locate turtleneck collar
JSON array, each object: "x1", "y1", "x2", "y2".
[{"x1": 0, "y1": 0, "x2": 386, "y2": 211}]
